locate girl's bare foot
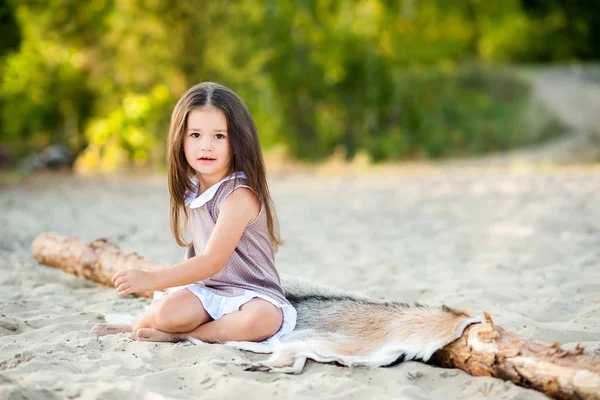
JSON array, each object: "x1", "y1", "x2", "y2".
[
  {"x1": 91, "y1": 323, "x2": 132, "y2": 336},
  {"x1": 136, "y1": 328, "x2": 180, "y2": 342}
]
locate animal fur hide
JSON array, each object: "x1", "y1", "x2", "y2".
[{"x1": 215, "y1": 276, "x2": 484, "y2": 374}]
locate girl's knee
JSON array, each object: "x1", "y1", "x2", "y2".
[
  {"x1": 153, "y1": 293, "x2": 208, "y2": 332},
  {"x1": 154, "y1": 307, "x2": 186, "y2": 332},
  {"x1": 241, "y1": 300, "x2": 283, "y2": 340}
]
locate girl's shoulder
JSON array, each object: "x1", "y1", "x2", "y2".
[
  {"x1": 209, "y1": 177, "x2": 259, "y2": 219},
  {"x1": 185, "y1": 172, "x2": 248, "y2": 210},
  {"x1": 213, "y1": 176, "x2": 252, "y2": 200}
]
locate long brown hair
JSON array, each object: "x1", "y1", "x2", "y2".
[{"x1": 166, "y1": 82, "x2": 282, "y2": 250}]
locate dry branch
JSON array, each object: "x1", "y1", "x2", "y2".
[
  {"x1": 31, "y1": 232, "x2": 600, "y2": 400},
  {"x1": 429, "y1": 315, "x2": 600, "y2": 399},
  {"x1": 31, "y1": 232, "x2": 164, "y2": 298}
]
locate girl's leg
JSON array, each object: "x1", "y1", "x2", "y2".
[
  {"x1": 90, "y1": 296, "x2": 167, "y2": 336},
  {"x1": 92, "y1": 289, "x2": 213, "y2": 336},
  {"x1": 132, "y1": 288, "x2": 213, "y2": 332},
  {"x1": 137, "y1": 297, "x2": 283, "y2": 343}
]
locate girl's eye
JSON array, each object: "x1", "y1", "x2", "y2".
[
  {"x1": 215, "y1": 134, "x2": 226, "y2": 139},
  {"x1": 190, "y1": 132, "x2": 200, "y2": 138}
]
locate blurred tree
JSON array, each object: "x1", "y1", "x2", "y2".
[
  {"x1": 0, "y1": 1, "x2": 94, "y2": 158},
  {"x1": 0, "y1": 0, "x2": 593, "y2": 168},
  {"x1": 0, "y1": 0, "x2": 21, "y2": 162},
  {"x1": 0, "y1": 0, "x2": 20, "y2": 57},
  {"x1": 521, "y1": 0, "x2": 600, "y2": 61}
]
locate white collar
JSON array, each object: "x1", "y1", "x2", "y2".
[{"x1": 185, "y1": 171, "x2": 247, "y2": 209}]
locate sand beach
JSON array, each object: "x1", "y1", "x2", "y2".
[{"x1": 0, "y1": 165, "x2": 598, "y2": 399}]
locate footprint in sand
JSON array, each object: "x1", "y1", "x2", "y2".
[
  {"x1": 0, "y1": 314, "x2": 18, "y2": 331},
  {"x1": 0, "y1": 353, "x2": 33, "y2": 370}
]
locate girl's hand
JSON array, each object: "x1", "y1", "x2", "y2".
[{"x1": 111, "y1": 270, "x2": 157, "y2": 296}]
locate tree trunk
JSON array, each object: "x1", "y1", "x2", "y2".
[
  {"x1": 429, "y1": 317, "x2": 600, "y2": 400},
  {"x1": 31, "y1": 232, "x2": 164, "y2": 298},
  {"x1": 31, "y1": 232, "x2": 600, "y2": 400}
]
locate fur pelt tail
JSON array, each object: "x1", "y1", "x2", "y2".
[{"x1": 238, "y1": 276, "x2": 483, "y2": 374}]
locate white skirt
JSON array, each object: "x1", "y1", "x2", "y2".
[{"x1": 152, "y1": 284, "x2": 297, "y2": 341}]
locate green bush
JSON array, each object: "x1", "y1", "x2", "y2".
[
  {"x1": 275, "y1": 64, "x2": 565, "y2": 162},
  {"x1": 0, "y1": 40, "x2": 93, "y2": 159},
  {"x1": 366, "y1": 64, "x2": 536, "y2": 160},
  {"x1": 0, "y1": 0, "x2": 580, "y2": 170},
  {"x1": 75, "y1": 85, "x2": 172, "y2": 173}
]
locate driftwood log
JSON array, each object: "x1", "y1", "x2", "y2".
[{"x1": 31, "y1": 232, "x2": 600, "y2": 400}]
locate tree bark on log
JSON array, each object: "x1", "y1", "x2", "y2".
[
  {"x1": 429, "y1": 320, "x2": 600, "y2": 400},
  {"x1": 31, "y1": 232, "x2": 165, "y2": 298},
  {"x1": 31, "y1": 232, "x2": 600, "y2": 400}
]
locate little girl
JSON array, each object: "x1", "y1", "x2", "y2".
[{"x1": 93, "y1": 82, "x2": 296, "y2": 343}]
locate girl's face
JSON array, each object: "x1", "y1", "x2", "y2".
[{"x1": 184, "y1": 107, "x2": 232, "y2": 182}]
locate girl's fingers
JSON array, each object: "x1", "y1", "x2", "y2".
[
  {"x1": 118, "y1": 286, "x2": 134, "y2": 296},
  {"x1": 116, "y1": 283, "x2": 131, "y2": 294},
  {"x1": 111, "y1": 271, "x2": 126, "y2": 283},
  {"x1": 114, "y1": 276, "x2": 127, "y2": 287}
]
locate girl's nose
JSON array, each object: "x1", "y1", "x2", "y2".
[{"x1": 200, "y1": 137, "x2": 212, "y2": 151}]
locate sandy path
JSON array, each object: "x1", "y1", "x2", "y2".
[{"x1": 0, "y1": 168, "x2": 599, "y2": 399}]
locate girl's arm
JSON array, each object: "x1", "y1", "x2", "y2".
[{"x1": 112, "y1": 187, "x2": 260, "y2": 296}]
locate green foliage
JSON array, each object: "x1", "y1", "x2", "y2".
[
  {"x1": 271, "y1": 63, "x2": 560, "y2": 162},
  {"x1": 0, "y1": 1, "x2": 94, "y2": 159},
  {"x1": 366, "y1": 65, "x2": 535, "y2": 160},
  {"x1": 0, "y1": 0, "x2": 595, "y2": 169},
  {"x1": 0, "y1": 39, "x2": 93, "y2": 157},
  {"x1": 0, "y1": 0, "x2": 20, "y2": 57},
  {"x1": 75, "y1": 85, "x2": 172, "y2": 172}
]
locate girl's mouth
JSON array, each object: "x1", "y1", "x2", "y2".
[{"x1": 198, "y1": 157, "x2": 216, "y2": 163}]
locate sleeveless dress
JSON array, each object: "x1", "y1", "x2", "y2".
[{"x1": 152, "y1": 171, "x2": 296, "y2": 340}]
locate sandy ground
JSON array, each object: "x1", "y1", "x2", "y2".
[{"x1": 0, "y1": 165, "x2": 598, "y2": 400}]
